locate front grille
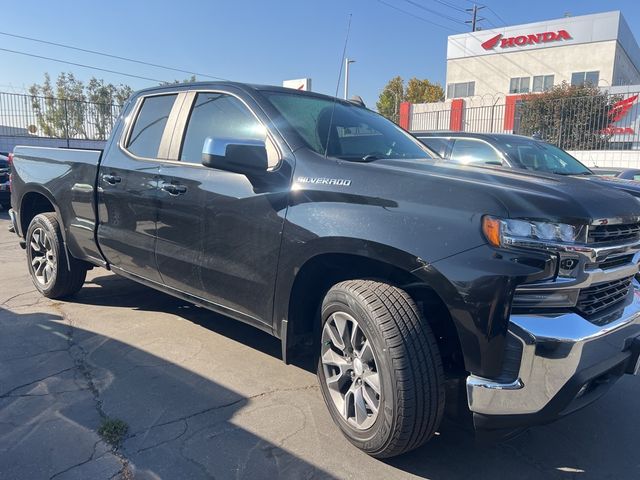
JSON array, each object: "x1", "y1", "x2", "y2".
[
  {"x1": 576, "y1": 276, "x2": 634, "y2": 316},
  {"x1": 588, "y1": 223, "x2": 640, "y2": 244}
]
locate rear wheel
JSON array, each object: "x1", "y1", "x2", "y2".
[
  {"x1": 317, "y1": 280, "x2": 445, "y2": 458},
  {"x1": 26, "y1": 213, "x2": 87, "y2": 298}
]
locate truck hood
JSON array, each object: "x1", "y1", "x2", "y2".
[
  {"x1": 586, "y1": 175, "x2": 640, "y2": 197},
  {"x1": 373, "y1": 159, "x2": 640, "y2": 225}
]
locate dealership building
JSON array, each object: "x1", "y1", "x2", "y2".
[
  {"x1": 445, "y1": 11, "x2": 640, "y2": 99},
  {"x1": 399, "y1": 11, "x2": 640, "y2": 166}
]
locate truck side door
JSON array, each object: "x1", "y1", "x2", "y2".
[
  {"x1": 97, "y1": 92, "x2": 183, "y2": 283},
  {"x1": 154, "y1": 89, "x2": 291, "y2": 327}
]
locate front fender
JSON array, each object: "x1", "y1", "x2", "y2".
[{"x1": 420, "y1": 244, "x2": 555, "y2": 378}]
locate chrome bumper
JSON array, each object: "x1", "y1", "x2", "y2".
[{"x1": 467, "y1": 287, "x2": 640, "y2": 416}]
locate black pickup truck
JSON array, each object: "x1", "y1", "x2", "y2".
[{"x1": 9, "y1": 82, "x2": 640, "y2": 458}]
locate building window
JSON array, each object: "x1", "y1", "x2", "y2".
[
  {"x1": 532, "y1": 75, "x2": 554, "y2": 92},
  {"x1": 571, "y1": 71, "x2": 599, "y2": 87},
  {"x1": 446, "y1": 81, "x2": 475, "y2": 99},
  {"x1": 509, "y1": 77, "x2": 530, "y2": 94}
]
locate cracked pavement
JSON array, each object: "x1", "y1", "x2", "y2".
[{"x1": 1, "y1": 210, "x2": 639, "y2": 479}]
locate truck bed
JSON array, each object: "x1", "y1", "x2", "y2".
[{"x1": 11, "y1": 146, "x2": 104, "y2": 265}]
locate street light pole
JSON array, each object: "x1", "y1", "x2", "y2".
[{"x1": 344, "y1": 58, "x2": 356, "y2": 99}]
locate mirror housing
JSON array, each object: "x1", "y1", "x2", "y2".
[{"x1": 201, "y1": 137, "x2": 268, "y2": 176}]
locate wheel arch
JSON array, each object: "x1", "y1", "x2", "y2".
[
  {"x1": 18, "y1": 187, "x2": 72, "y2": 270},
  {"x1": 277, "y1": 241, "x2": 466, "y2": 376},
  {"x1": 18, "y1": 187, "x2": 60, "y2": 237}
]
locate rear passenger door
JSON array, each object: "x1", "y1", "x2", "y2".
[
  {"x1": 154, "y1": 89, "x2": 290, "y2": 327},
  {"x1": 97, "y1": 92, "x2": 183, "y2": 282}
]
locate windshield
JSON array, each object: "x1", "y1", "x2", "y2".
[
  {"x1": 262, "y1": 92, "x2": 432, "y2": 161},
  {"x1": 500, "y1": 138, "x2": 591, "y2": 175}
]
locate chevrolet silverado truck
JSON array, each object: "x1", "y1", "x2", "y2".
[{"x1": 9, "y1": 82, "x2": 640, "y2": 458}]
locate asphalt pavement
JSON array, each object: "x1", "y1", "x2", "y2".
[{"x1": 1, "y1": 209, "x2": 639, "y2": 479}]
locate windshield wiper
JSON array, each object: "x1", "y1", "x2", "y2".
[
  {"x1": 336, "y1": 154, "x2": 381, "y2": 163},
  {"x1": 549, "y1": 171, "x2": 591, "y2": 176}
]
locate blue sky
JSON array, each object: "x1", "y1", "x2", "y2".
[{"x1": 1, "y1": 0, "x2": 639, "y2": 107}]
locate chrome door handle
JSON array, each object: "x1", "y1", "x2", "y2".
[
  {"x1": 102, "y1": 174, "x2": 121, "y2": 185},
  {"x1": 161, "y1": 183, "x2": 187, "y2": 195}
]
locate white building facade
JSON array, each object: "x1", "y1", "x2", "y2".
[{"x1": 446, "y1": 11, "x2": 640, "y2": 100}]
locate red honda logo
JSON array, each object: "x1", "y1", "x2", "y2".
[
  {"x1": 481, "y1": 34, "x2": 502, "y2": 50},
  {"x1": 608, "y1": 95, "x2": 638, "y2": 122},
  {"x1": 601, "y1": 94, "x2": 638, "y2": 135},
  {"x1": 481, "y1": 30, "x2": 571, "y2": 50}
]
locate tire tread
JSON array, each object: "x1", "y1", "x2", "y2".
[
  {"x1": 324, "y1": 279, "x2": 445, "y2": 458},
  {"x1": 27, "y1": 213, "x2": 87, "y2": 299}
]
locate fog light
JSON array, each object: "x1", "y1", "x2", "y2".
[{"x1": 513, "y1": 289, "x2": 578, "y2": 308}]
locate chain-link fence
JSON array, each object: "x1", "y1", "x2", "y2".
[{"x1": 0, "y1": 91, "x2": 123, "y2": 141}]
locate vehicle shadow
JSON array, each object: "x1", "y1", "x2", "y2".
[
  {"x1": 23, "y1": 270, "x2": 640, "y2": 479},
  {"x1": 0, "y1": 305, "x2": 335, "y2": 479},
  {"x1": 73, "y1": 272, "x2": 292, "y2": 367}
]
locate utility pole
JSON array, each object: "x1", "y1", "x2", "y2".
[
  {"x1": 344, "y1": 58, "x2": 356, "y2": 99},
  {"x1": 465, "y1": 4, "x2": 485, "y2": 32}
]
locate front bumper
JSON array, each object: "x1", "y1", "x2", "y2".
[{"x1": 467, "y1": 286, "x2": 640, "y2": 430}]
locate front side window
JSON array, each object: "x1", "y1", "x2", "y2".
[
  {"x1": 418, "y1": 137, "x2": 453, "y2": 158},
  {"x1": 450, "y1": 138, "x2": 503, "y2": 165},
  {"x1": 263, "y1": 92, "x2": 432, "y2": 161},
  {"x1": 127, "y1": 94, "x2": 177, "y2": 158},
  {"x1": 509, "y1": 77, "x2": 530, "y2": 94},
  {"x1": 180, "y1": 93, "x2": 272, "y2": 165}
]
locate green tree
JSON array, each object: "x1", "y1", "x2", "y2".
[
  {"x1": 29, "y1": 72, "x2": 86, "y2": 138},
  {"x1": 160, "y1": 75, "x2": 197, "y2": 85},
  {"x1": 405, "y1": 78, "x2": 444, "y2": 104},
  {"x1": 376, "y1": 76, "x2": 405, "y2": 122},
  {"x1": 86, "y1": 78, "x2": 133, "y2": 140},
  {"x1": 29, "y1": 72, "x2": 132, "y2": 140},
  {"x1": 518, "y1": 82, "x2": 620, "y2": 150},
  {"x1": 377, "y1": 76, "x2": 444, "y2": 123}
]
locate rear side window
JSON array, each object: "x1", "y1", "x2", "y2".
[
  {"x1": 180, "y1": 92, "x2": 269, "y2": 164},
  {"x1": 418, "y1": 137, "x2": 452, "y2": 158},
  {"x1": 127, "y1": 94, "x2": 177, "y2": 158},
  {"x1": 450, "y1": 138, "x2": 502, "y2": 165}
]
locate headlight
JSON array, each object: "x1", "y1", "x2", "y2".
[{"x1": 482, "y1": 216, "x2": 587, "y2": 248}]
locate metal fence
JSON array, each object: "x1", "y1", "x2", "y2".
[
  {"x1": 409, "y1": 90, "x2": 640, "y2": 151},
  {"x1": 0, "y1": 91, "x2": 123, "y2": 141}
]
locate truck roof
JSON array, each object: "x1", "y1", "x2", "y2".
[{"x1": 133, "y1": 81, "x2": 355, "y2": 104}]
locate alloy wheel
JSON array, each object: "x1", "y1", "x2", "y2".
[
  {"x1": 321, "y1": 311, "x2": 381, "y2": 430},
  {"x1": 29, "y1": 227, "x2": 55, "y2": 286}
]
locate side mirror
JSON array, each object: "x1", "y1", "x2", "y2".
[{"x1": 201, "y1": 137, "x2": 268, "y2": 176}]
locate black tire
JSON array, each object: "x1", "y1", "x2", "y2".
[
  {"x1": 317, "y1": 280, "x2": 445, "y2": 458},
  {"x1": 25, "y1": 213, "x2": 87, "y2": 298}
]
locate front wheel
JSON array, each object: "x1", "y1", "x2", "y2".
[
  {"x1": 318, "y1": 280, "x2": 445, "y2": 458},
  {"x1": 26, "y1": 213, "x2": 87, "y2": 298}
]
